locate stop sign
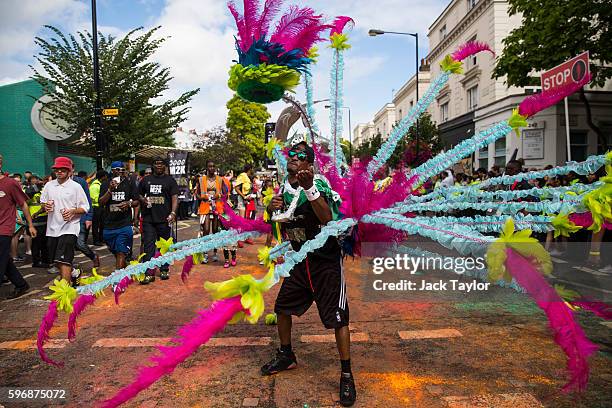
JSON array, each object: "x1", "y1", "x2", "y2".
[{"x1": 541, "y1": 51, "x2": 590, "y2": 92}]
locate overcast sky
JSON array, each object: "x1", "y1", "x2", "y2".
[{"x1": 0, "y1": 0, "x2": 447, "y2": 141}]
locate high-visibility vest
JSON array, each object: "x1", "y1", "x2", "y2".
[
  {"x1": 90, "y1": 179, "x2": 102, "y2": 207},
  {"x1": 199, "y1": 175, "x2": 229, "y2": 199}
]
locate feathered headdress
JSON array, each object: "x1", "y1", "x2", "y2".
[{"x1": 227, "y1": 0, "x2": 334, "y2": 103}]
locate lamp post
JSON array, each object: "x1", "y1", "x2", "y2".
[
  {"x1": 91, "y1": 0, "x2": 103, "y2": 170},
  {"x1": 369, "y1": 29, "x2": 419, "y2": 160},
  {"x1": 325, "y1": 105, "x2": 352, "y2": 162}
]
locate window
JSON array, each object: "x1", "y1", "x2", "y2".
[
  {"x1": 468, "y1": 0, "x2": 477, "y2": 10},
  {"x1": 494, "y1": 138, "x2": 506, "y2": 167},
  {"x1": 410, "y1": 100, "x2": 414, "y2": 108},
  {"x1": 478, "y1": 146, "x2": 488, "y2": 170},
  {"x1": 440, "y1": 102, "x2": 449, "y2": 122},
  {"x1": 439, "y1": 25, "x2": 447, "y2": 40},
  {"x1": 465, "y1": 37, "x2": 478, "y2": 69},
  {"x1": 467, "y1": 85, "x2": 479, "y2": 110},
  {"x1": 399, "y1": 109, "x2": 402, "y2": 120},
  {"x1": 570, "y1": 131, "x2": 588, "y2": 161}
]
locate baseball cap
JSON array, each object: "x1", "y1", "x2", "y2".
[
  {"x1": 152, "y1": 156, "x2": 167, "y2": 164},
  {"x1": 110, "y1": 161, "x2": 124, "y2": 169},
  {"x1": 51, "y1": 157, "x2": 73, "y2": 169}
]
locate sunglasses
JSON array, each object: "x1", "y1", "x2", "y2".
[{"x1": 288, "y1": 150, "x2": 308, "y2": 161}]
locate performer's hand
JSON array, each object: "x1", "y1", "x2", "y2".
[
  {"x1": 297, "y1": 168, "x2": 314, "y2": 189},
  {"x1": 270, "y1": 195, "x2": 284, "y2": 211},
  {"x1": 118, "y1": 201, "x2": 130, "y2": 210},
  {"x1": 109, "y1": 180, "x2": 118, "y2": 191},
  {"x1": 28, "y1": 225, "x2": 37, "y2": 238}
]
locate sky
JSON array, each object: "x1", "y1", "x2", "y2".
[{"x1": 0, "y1": 0, "x2": 448, "y2": 143}]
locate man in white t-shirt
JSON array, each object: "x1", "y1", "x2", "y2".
[{"x1": 40, "y1": 157, "x2": 90, "y2": 286}]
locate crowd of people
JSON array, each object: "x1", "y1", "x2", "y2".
[{"x1": 0, "y1": 153, "x2": 282, "y2": 298}]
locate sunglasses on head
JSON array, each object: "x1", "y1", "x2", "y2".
[{"x1": 288, "y1": 150, "x2": 308, "y2": 161}]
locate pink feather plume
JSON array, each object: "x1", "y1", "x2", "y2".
[
  {"x1": 505, "y1": 248, "x2": 598, "y2": 392},
  {"x1": 219, "y1": 201, "x2": 271, "y2": 234},
  {"x1": 67, "y1": 294, "x2": 96, "y2": 342},
  {"x1": 37, "y1": 300, "x2": 63, "y2": 367},
  {"x1": 100, "y1": 296, "x2": 244, "y2": 408},
  {"x1": 450, "y1": 40, "x2": 495, "y2": 62},
  {"x1": 329, "y1": 16, "x2": 354, "y2": 36},
  {"x1": 269, "y1": 6, "x2": 322, "y2": 49},
  {"x1": 571, "y1": 300, "x2": 612, "y2": 320},
  {"x1": 114, "y1": 276, "x2": 133, "y2": 305},
  {"x1": 242, "y1": 0, "x2": 261, "y2": 50},
  {"x1": 255, "y1": 0, "x2": 283, "y2": 40},
  {"x1": 519, "y1": 74, "x2": 591, "y2": 118},
  {"x1": 282, "y1": 19, "x2": 332, "y2": 54},
  {"x1": 228, "y1": 1, "x2": 248, "y2": 50},
  {"x1": 568, "y1": 212, "x2": 612, "y2": 230},
  {"x1": 181, "y1": 255, "x2": 195, "y2": 283}
]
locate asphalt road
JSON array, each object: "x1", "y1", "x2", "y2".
[{"x1": 1, "y1": 219, "x2": 611, "y2": 408}]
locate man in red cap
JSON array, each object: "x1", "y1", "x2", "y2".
[
  {"x1": 40, "y1": 157, "x2": 90, "y2": 285},
  {"x1": 0, "y1": 154, "x2": 37, "y2": 298}
]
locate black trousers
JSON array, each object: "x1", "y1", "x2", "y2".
[
  {"x1": 92, "y1": 206, "x2": 104, "y2": 243},
  {"x1": 0, "y1": 235, "x2": 27, "y2": 288},
  {"x1": 30, "y1": 225, "x2": 49, "y2": 264},
  {"x1": 142, "y1": 222, "x2": 171, "y2": 272}
]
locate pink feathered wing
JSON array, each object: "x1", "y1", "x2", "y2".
[
  {"x1": 451, "y1": 40, "x2": 494, "y2": 62},
  {"x1": 505, "y1": 248, "x2": 598, "y2": 392},
  {"x1": 219, "y1": 201, "x2": 271, "y2": 234},
  {"x1": 571, "y1": 300, "x2": 612, "y2": 321},
  {"x1": 568, "y1": 212, "x2": 612, "y2": 230},
  {"x1": 329, "y1": 16, "x2": 354, "y2": 36},
  {"x1": 67, "y1": 294, "x2": 96, "y2": 341},
  {"x1": 101, "y1": 296, "x2": 244, "y2": 408},
  {"x1": 37, "y1": 300, "x2": 63, "y2": 367},
  {"x1": 519, "y1": 74, "x2": 591, "y2": 118},
  {"x1": 181, "y1": 255, "x2": 195, "y2": 283}
]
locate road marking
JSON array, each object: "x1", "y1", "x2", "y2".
[
  {"x1": 242, "y1": 397, "x2": 259, "y2": 407},
  {"x1": 552, "y1": 278, "x2": 612, "y2": 295},
  {"x1": 442, "y1": 392, "x2": 543, "y2": 408},
  {"x1": 0, "y1": 339, "x2": 68, "y2": 349},
  {"x1": 2, "y1": 290, "x2": 42, "y2": 303},
  {"x1": 572, "y1": 266, "x2": 608, "y2": 277},
  {"x1": 92, "y1": 336, "x2": 272, "y2": 348},
  {"x1": 17, "y1": 264, "x2": 33, "y2": 269},
  {"x1": 550, "y1": 257, "x2": 567, "y2": 264},
  {"x1": 300, "y1": 332, "x2": 369, "y2": 343},
  {"x1": 398, "y1": 329, "x2": 462, "y2": 340},
  {"x1": 23, "y1": 274, "x2": 35, "y2": 279}
]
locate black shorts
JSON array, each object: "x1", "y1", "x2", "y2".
[
  {"x1": 47, "y1": 234, "x2": 77, "y2": 266},
  {"x1": 274, "y1": 256, "x2": 349, "y2": 329}
]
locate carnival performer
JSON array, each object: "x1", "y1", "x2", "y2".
[
  {"x1": 98, "y1": 161, "x2": 140, "y2": 271},
  {"x1": 137, "y1": 157, "x2": 178, "y2": 283},
  {"x1": 40, "y1": 157, "x2": 90, "y2": 287},
  {"x1": 195, "y1": 160, "x2": 236, "y2": 267},
  {"x1": 261, "y1": 142, "x2": 356, "y2": 407}
]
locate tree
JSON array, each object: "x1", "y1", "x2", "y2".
[
  {"x1": 226, "y1": 95, "x2": 271, "y2": 166},
  {"x1": 492, "y1": 0, "x2": 611, "y2": 150},
  {"x1": 341, "y1": 139, "x2": 353, "y2": 163},
  {"x1": 191, "y1": 126, "x2": 252, "y2": 173},
  {"x1": 30, "y1": 26, "x2": 199, "y2": 160}
]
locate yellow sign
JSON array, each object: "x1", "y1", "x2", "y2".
[{"x1": 102, "y1": 108, "x2": 119, "y2": 116}]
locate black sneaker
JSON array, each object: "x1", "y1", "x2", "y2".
[
  {"x1": 261, "y1": 349, "x2": 297, "y2": 375},
  {"x1": 339, "y1": 373, "x2": 356, "y2": 407},
  {"x1": 160, "y1": 270, "x2": 169, "y2": 280},
  {"x1": 140, "y1": 275, "x2": 155, "y2": 285},
  {"x1": 71, "y1": 269, "x2": 82, "y2": 288},
  {"x1": 7, "y1": 283, "x2": 30, "y2": 299}
]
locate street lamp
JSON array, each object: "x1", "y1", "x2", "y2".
[
  {"x1": 369, "y1": 28, "x2": 419, "y2": 160},
  {"x1": 91, "y1": 0, "x2": 103, "y2": 170},
  {"x1": 325, "y1": 105, "x2": 352, "y2": 162}
]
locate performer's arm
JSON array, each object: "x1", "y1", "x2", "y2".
[{"x1": 297, "y1": 169, "x2": 332, "y2": 225}]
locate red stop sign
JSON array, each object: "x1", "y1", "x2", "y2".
[{"x1": 541, "y1": 51, "x2": 590, "y2": 92}]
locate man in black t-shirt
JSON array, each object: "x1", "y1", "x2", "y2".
[
  {"x1": 261, "y1": 142, "x2": 356, "y2": 407},
  {"x1": 137, "y1": 157, "x2": 179, "y2": 283},
  {"x1": 99, "y1": 161, "x2": 139, "y2": 271}
]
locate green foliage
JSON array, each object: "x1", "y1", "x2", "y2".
[
  {"x1": 191, "y1": 126, "x2": 252, "y2": 173},
  {"x1": 492, "y1": 0, "x2": 611, "y2": 149},
  {"x1": 30, "y1": 26, "x2": 199, "y2": 160},
  {"x1": 226, "y1": 95, "x2": 271, "y2": 166},
  {"x1": 340, "y1": 139, "x2": 353, "y2": 163},
  {"x1": 493, "y1": 0, "x2": 611, "y2": 88}
]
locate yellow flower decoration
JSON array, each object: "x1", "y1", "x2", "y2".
[
  {"x1": 192, "y1": 252, "x2": 205, "y2": 265},
  {"x1": 582, "y1": 161, "x2": 612, "y2": 232},
  {"x1": 228, "y1": 63, "x2": 301, "y2": 93},
  {"x1": 44, "y1": 279, "x2": 78, "y2": 314},
  {"x1": 440, "y1": 54, "x2": 463, "y2": 74},
  {"x1": 127, "y1": 253, "x2": 147, "y2": 282},
  {"x1": 204, "y1": 266, "x2": 275, "y2": 324},
  {"x1": 329, "y1": 33, "x2": 351, "y2": 50},
  {"x1": 78, "y1": 268, "x2": 108, "y2": 296},
  {"x1": 307, "y1": 46, "x2": 319, "y2": 63},
  {"x1": 551, "y1": 213, "x2": 582, "y2": 238},
  {"x1": 265, "y1": 137, "x2": 282, "y2": 159},
  {"x1": 258, "y1": 246, "x2": 272, "y2": 268},
  {"x1": 486, "y1": 218, "x2": 552, "y2": 283},
  {"x1": 554, "y1": 284, "x2": 580, "y2": 302},
  {"x1": 264, "y1": 313, "x2": 278, "y2": 325},
  {"x1": 508, "y1": 108, "x2": 528, "y2": 137},
  {"x1": 155, "y1": 237, "x2": 174, "y2": 255}
]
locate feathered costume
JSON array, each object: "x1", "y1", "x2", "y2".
[{"x1": 33, "y1": 1, "x2": 611, "y2": 406}]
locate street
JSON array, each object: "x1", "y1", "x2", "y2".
[{"x1": 1, "y1": 220, "x2": 611, "y2": 408}]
